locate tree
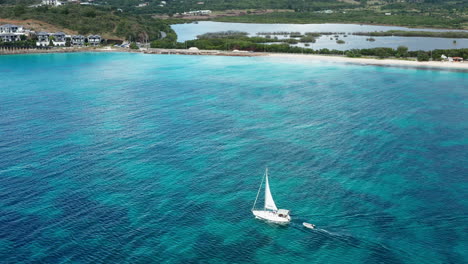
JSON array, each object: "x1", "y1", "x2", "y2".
[
  {"x1": 129, "y1": 42, "x2": 139, "y2": 49},
  {"x1": 346, "y1": 49, "x2": 362, "y2": 58},
  {"x1": 417, "y1": 52, "x2": 430, "y2": 61},
  {"x1": 374, "y1": 47, "x2": 392, "y2": 58},
  {"x1": 49, "y1": 36, "x2": 55, "y2": 47},
  {"x1": 396, "y1": 45, "x2": 408, "y2": 58},
  {"x1": 13, "y1": 5, "x2": 26, "y2": 17}
]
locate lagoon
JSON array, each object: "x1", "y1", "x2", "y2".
[
  {"x1": 0, "y1": 52, "x2": 467, "y2": 263},
  {"x1": 172, "y1": 21, "x2": 468, "y2": 51}
]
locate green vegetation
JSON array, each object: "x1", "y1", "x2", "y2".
[
  {"x1": 197, "y1": 31, "x2": 249, "y2": 39},
  {"x1": 148, "y1": 30, "x2": 178, "y2": 48},
  {"x1": 3, "y1": 0, "x2": 465, "y2": 32},
  {"x1": 396, "y1": 46, "x2": 409, "y2": 58},
  {"x1": 88, "y1": 0, "x2": 357, "y2": 15},
  {"x1": 151, "y1": 30, "x2": 315, "y2": 48},
  {"x1": 0, "y1": 5, "x2": 173, "y2": 41},
  {"x1": 299, "y1": 36, "x2": 317, "y2": 43},
  {"x1": 354, "y1": 30, "x2": 468, "y2": 38},
  {"x1": 213, "y1": 10, "x2": 468, "y2": 29},
  {"x1": 417, "y1": 51, "x2": 430, "y2": 61},
  {"x1": 150, "y1": 33, "x2": 468, "y2": 62},
  {"x1": 129, "y1": 42, "x2": 139, "y2": 49},
  {"x1": 336, "y1": 39, "x2": 345, "y2": 44},
  {"x1": 347, "y1": 47, "x2": 468, "y2": 62}
]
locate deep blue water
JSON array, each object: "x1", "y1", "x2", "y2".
[{"x1": 0, "y1": 53, "x2": 467, "y2": 263}]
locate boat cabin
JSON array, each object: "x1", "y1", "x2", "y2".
[{"x1": 277, "y1": 209, "x2": 290, "y2": 218}]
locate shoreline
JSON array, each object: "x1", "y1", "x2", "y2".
[
  {"x1": 265, "y1": 53, "x2": 468, "y2": 71},
  {"x1": 203, "y1": 20, "x2": 468, "y2": 31},
  {"x1": 2, "y1": 47, "x2": 468, "y2": 72}
]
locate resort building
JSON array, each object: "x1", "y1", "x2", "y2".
[
  {"x1": 0, "y1": 24, "x2": 25, "y2": 42},
  {"x1": 52, "y1": 32, "x2": 66, "y2": 46},
  {"x1": 36, "y1": 32, "x2": 50, "y2": 46},
  {"x1": 137, "y1": 2, "x2": 149, "y2": 7},
  {"x1": 0, "y1": 33, "x2": 21, "y2": 42},
  {"x1": 182, "y1": 10, "x2": 212, "y2": 16},
  {"x1": 71, "y1": 35, "x2": 85, "y2": 46},
  {"x1": 0, "y1": 24, "x2": 24, "y2": 34},
  {"x1": 87, "y1": 35, "x2": 101, "y2": 46},
  {"x1": 42, "y1": 0, "x2": 62, "y2": 6}
]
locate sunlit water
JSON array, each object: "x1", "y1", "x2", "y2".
[
  {"x1": 0, "y1": 53, "x2": 467, "y2": 263},
  {"x1": 172, "y1": 21, "x2": 468, "y2": 51}
]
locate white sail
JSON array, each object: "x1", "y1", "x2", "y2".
[{"x1": 264, "y1": 169, "x2": 278, "y2": 211}]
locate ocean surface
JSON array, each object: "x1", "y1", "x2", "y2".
[
  {"x1": 0, "y1": 52, "x2": 467, "y2": 263},
  {"x1": 172, "y1": 21, "x2": 468, "y2": 51}
]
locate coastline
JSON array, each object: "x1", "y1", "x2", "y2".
[
  {"x1": 2, "y1": 47, "x2": 468, "y2": 72},
  {"x1": 207, "y1": 20, "x2": 468, "y2": 31},
  {"x1": 266, "y1": 53, "x2": 468, "y2": 71}
]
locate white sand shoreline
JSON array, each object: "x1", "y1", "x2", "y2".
[
  {"x1": 267, "y1": 53, "x2": 468, "y2": 71},
  {"x1": 2, "y1": 47, "x2": 468, "y2": 71}
]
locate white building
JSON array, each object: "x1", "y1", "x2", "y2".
[
  {"x1": 36, "y1": 32, "x2": 50, "y2": 46},
  {"x1": 87, "y1": 35, "x2": 101, "y2": 46},
  {"x1": 42, "y1": 0, "x2": 62, "y2": 6},
  {"x1": 0, "y1": 24, "x2": 24, "y2": 34},
  {"x1": 71, "y1": 35, "x2": 85, "y2": 46},
  {"x1": 0, "y1": 34, "x2": 21, "y2": 42},
  {"x1": 52, "y1": 32, "x2": 66, "y2": 46},
  {"x1": 183, "y1": 10, "x2": 212, "y2": 16},
  {"x1": 0, "y1": 24, "x2": 25, "y2": 42},
  {"x1": 137, "y1": 2, "x2": 149, "y2": 7}
]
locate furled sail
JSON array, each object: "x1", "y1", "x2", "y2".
[{"x1": 264, "y1": 169, "x2": 278, "y2": 211}]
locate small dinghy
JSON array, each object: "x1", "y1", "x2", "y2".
[{"x1": 303, "y1": 222, "x2": 315, "y2": 229}]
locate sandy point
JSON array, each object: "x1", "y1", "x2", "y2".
[{"x1": 267, "y1": 53, "x2": 468, "y2": 71}]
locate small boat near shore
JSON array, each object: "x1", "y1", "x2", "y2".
[
  {"x1": 252, "y1": 168, "x2": 291, "y2": 224},
  {"x1": 303, "y1": 222, "x2": 315, "y2": 229}
]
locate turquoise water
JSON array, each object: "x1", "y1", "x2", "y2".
[{"x1": 0, "y1": 53, "x2": 467, "y2": 263}]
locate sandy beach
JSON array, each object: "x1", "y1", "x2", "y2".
[
  {"x1": 267, "y1": 53, "x2": 468, "y2": 71},
  {"x1": 2, "y1": 47, "x2": 468, "y2": 71}
]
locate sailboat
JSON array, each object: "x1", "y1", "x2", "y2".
[{"x1": 252, "y1": 168, "x2": 291, "y2": 224}]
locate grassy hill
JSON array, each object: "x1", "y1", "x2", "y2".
[
  {"x1": 213, "y1": 9, "x2": 468, "y2": 29},
  {"x1": 91, "y1": 0, "x2": 467, "y2": 29},
  {"x1": 0, "y1": 4, "x2": 174, "y2": 41}
]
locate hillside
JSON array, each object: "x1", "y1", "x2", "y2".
[
  {"x1": 0, "y1": 18, "x2": 78, "y2": 35},
  {"x1": 98, "y1": 0, "x2": 468, "y2": 29},
  {"x1": 0, "y1": 5, "x2": 174, "y2": 41}
]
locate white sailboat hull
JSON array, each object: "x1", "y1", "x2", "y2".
[{"x1": 252, "y1": 210, "x2": 291, "y2": 224}]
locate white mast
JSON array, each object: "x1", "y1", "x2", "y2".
[
  {"x1": 264, "y1": 168, "x2": 278, "y2": 211},
  {"x1": 252, "y1": 169, "x2": 265, "y2": 211}
]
